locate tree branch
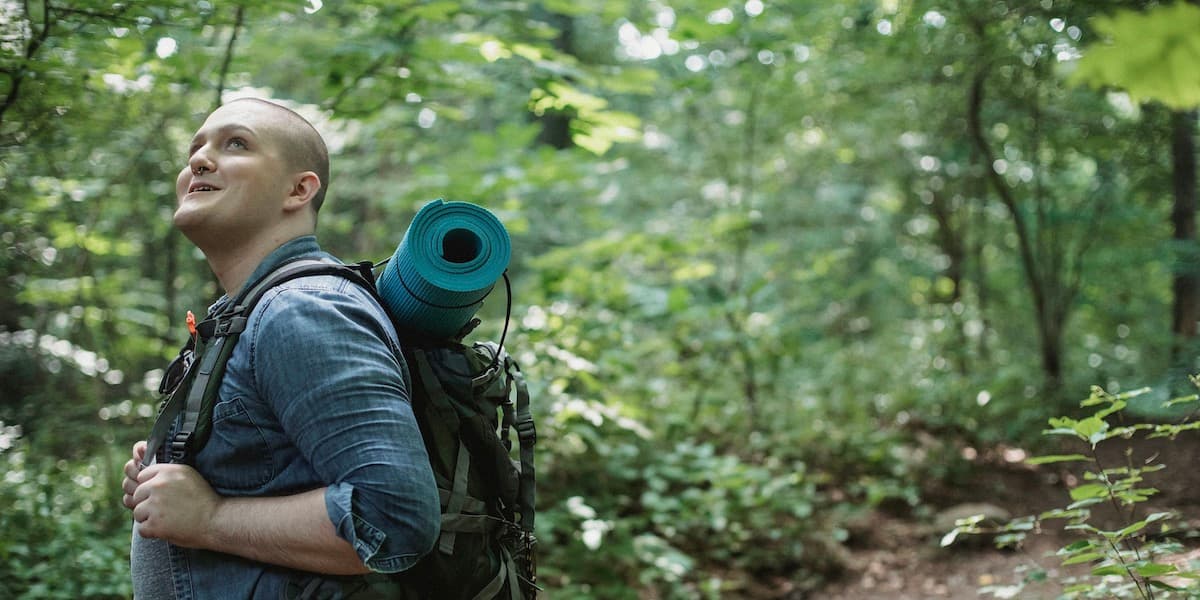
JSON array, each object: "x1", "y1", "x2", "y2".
[
  {"x1": 213, "y1": 4, "x2": 246, "y2": 110},
  {"x1": 0, "y1": 1, "x2": 54, "y2": 128},
  {"x1": 325, "y1": 54, "x2": 391, "y2": 114},
  {"x1": 323, "y1": 19, "x2": 417, "y2": 115},
  {"x1": 967, "y1": 66, "x2": 1047, "y2": 321},
  {"x1": 53, "y1": 6, "x2": 138, "y2": 24}
]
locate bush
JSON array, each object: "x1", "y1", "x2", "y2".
[
  {"x1": 0, "y1": 426, "x2": 132, "y2": 600},
  {"x1": 535, "y1": 398, "x2": 847, "y2": 598},
  {"x1": 944, "y1": 384, "x2": 1200, "y2": 599}
]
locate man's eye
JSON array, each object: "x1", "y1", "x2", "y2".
[{"x1": 227, "y1": 137, "x2": 247, "y2": 149}]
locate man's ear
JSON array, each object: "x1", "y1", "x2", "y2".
[{"x1": 283, "y1": 171, "x2": 321, "y2": 213}]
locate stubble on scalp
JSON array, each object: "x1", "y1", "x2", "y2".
[{"x1": 226, "y1": 98, "x2": 331, "y2": 214}]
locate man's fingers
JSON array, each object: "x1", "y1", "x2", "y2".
[
  {"x1": 137, "y1": 464, "x2": 162, "y2": 484},
  {"x1": 124, "y1": 458, "x2": 142, "y2": 482},
  {"x1": 121, "y1": 441, "x2": 150, "y2": 511},
  {"x1": 132, "y1": 500, "x2": 153, "y2": 526},
  {"x1": 126, "y1": 464, "x2": 165, "y2": 510}
]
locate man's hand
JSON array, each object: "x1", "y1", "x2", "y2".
[
  {"x1": 118, "y1": 442, "x2": 367, "y2": 574},
  {"x1": 121, "y1": 441, "x2": 147, "y2": 510},
  {"x1": 127, "y1": 459, "x2": 223, "y2": 549}
]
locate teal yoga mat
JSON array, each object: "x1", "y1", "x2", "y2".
[{"x1": 377, "y1": 199, "x2": 511, "y2": 339}]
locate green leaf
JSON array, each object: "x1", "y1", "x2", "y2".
[
  {"x1": 1069, "y1": 483, "x2": 1108, "y2": 502},
  {"x1": 666, "y1": 286, "x2": 691, "y2": 313},
  {"x1": 1149, "y1": 579, "x2": 1186, "y2": 591},
  {"x1": 1071, "y1": 2, "x2": 1200, "y2": 109},
  {"x1": 1058, "y1": 540, "x2": 1095, "y2": 553},
  {"x1": 1093, "y1": 399, "x2": 1126, "y2": 420},
  {"x1": 1066, "y1": 497, "x2": 1104, "y2": 510},
  {"x1": 407, "y1": 1, "x2": 460, "y2": 21},
  {"x1": 1134, "y1": 563, "x2": 1178, "y2": 577},
  {"x1": 1115, "y1": 387, "x2": 1152, "y2": 401},
  {"x1": 1026, "y1": 454, "x2": 1092, "y2": 465},
  {"x1": 1043, "y1": 427, "x2": 1083, "y2": 438},
  {"x1": 1061, "y1": 552, "x2": 1105, "y2": 566},
  {"x1": 1081, "y1": 386, "x2": 1109, "y2": 406},
  {"x1": 1048, "y1": 416, "x2": 1109, "y2": 444},
  {"x1": 939, "y1": 529, "x2": 959, "y2": 547},
  {"x1": 1164, "y1": 394, "x2": 1199, "y2": 407},
  {"x1": 1091, "y1": 564, "x2": 1128, "y2": 577},
  {"x1": 1113, "y1": 519, "x2": 1151, "y2": 541},
  {"x1": 538, "y1": 0, "x2": 595, "y2": 16}
]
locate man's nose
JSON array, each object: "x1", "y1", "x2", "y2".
[{"x1": 188, "y1": 146, "x2": 216, "y2": 174}]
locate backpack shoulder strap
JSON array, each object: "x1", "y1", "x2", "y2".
[{"x1": 144, "y1": 258, "x2": 376, "y2": 465}]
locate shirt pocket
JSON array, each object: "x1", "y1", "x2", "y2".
[{"x1": 199, "y1": 396, "x2": 276, "y2": 493}]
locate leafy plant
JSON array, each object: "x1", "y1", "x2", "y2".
[
  {"x1": 944, "y1": 383, "x2": 1200, "y2": 598},
  {"x1": 0, "y1": 427, "x2": 133, "y2": 599}
]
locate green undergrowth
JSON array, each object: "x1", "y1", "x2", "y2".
[
  {"x1": 945, "y1": 382, "x2": 1200, "y2": 599},
  {"x1": 0, "y1": 435, "x2": 132, "y2": 600}
]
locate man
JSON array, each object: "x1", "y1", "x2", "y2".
[{"x1": 121, "y1": 98, "x2": 440, "y2": 599}]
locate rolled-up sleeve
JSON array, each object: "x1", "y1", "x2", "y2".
[{"x1": 251, "y1": 279, "x2": 441, "y2": 573}]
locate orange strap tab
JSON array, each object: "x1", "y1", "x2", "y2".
[{"x1": 186, "y1": 310, "x2": 197, "y2": 336}]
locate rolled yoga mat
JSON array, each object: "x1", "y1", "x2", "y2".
[{"x1": 376, "y1": 198, "x2": 511, "y2": 339}]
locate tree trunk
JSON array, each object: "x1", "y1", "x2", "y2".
[
  {"x1": 971, "y1": 148, "x2": 991, "y2": 361},
  {"x1": 1040, "y1": 308, "x2": 1065, "y2": 393},
  {"x1": 1171, "y1": 110, "x2": 1199, "y2": 346},
  {"x1": 534, "y1": 12, "x2": 575, "y2": 150},
  {"x1": 928, "y1": 188, "x2": 970, "y2": 374},
  {"x1": 967, "y1": 69, "x2": 1060, "y2": 390}
]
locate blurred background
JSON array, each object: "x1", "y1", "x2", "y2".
[{"x1": 2, "y1": 0, "x2": 1199, "y2": 598}]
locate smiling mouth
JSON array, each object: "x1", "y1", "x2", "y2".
[{"x1": 189, "y1": 184, "x2": 220, "y2": 193}]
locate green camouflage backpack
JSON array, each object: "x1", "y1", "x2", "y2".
[{"x1": 145, "y1": 258, "x2": 538, "y2": 599}]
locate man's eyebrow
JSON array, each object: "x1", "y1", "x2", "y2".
[{"x1": 189, "y1": 124, "x2": 258, "y2": 146}]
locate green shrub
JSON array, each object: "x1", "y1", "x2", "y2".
[
  {"x1": 0, "y1": 427, "x2": 132, "y2": 600},
  {"x1": 535, "y1": 398, "x2": 845, "y2": 598},
  {"x1": 944, "y1": 384, "x2": 1200, "y2": 599}
]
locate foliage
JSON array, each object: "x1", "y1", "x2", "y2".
[
  {"x1": 945, "y1": 383, "x2": 1200, "y2": 599},
  {"x1": 0, "y1": 427, "x2": 132, "y2": 599},
  {"x1": 1071, "y1": 3, "x2": 1200, "y2": 110},
  {"x1": 534, "y1": 415, "x2": 844, "y2": 597},
  {"x1": 1, "y1": 0, "x2": 1199, "y2": 597}
]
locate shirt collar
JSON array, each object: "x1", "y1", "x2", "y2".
[
  {"x1": 241, "y1": 235, "x2": 326, "y2": 291},
  {"x1": 207, "y1": 235, "x2": 329, "y2": 315}
]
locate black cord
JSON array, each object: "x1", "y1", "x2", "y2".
[{"x1": 492, "y1": 270, "x2": 513, "y2": 369}]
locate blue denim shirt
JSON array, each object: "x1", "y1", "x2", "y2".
[{"x1": 154, "y1": 236, "x2": 440, "y2": 599}]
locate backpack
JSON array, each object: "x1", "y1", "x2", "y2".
[{"x1": 144, "y1": 258, "x2": 538, "y2": 599}]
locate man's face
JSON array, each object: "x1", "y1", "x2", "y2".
[{"x1": 173, "y1": 102, "x2": 292, "y2": 241}]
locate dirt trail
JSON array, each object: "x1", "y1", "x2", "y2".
[{"x1": 816, "y1": 435, "x2": 1200, "y2": 599}]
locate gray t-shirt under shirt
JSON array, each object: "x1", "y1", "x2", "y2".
[{"x1": 130, "y1": 517, "x2": 175, "y2": 599}]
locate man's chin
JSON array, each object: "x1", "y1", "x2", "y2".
[{"x1": 171, "y1": 209, "x2": 208, "y2": 240}]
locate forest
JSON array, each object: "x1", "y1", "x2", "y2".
[{"x1": 3, "y1": 0, "x2": 1200, "y2": 598}]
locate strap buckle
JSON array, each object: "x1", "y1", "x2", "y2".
[
  {"x1": 214, "y1": 316, "x2": 247, "y2": 337},
  {"x1": 472, "y1": 365, "x2": 501, "y2": 389},
  {"x1": 168, "y1": 434, "x2": 190, "y2": 463},
  {"x1": 515, "y1": 419, "x2": 537, "y2": 445}
]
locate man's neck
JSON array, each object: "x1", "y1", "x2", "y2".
[
  {"x1": 207, "y1": 247, "x2": 272, "y2": 297},
  {"x1": 200, "y1": 228, "x2": 312, "y2": 296}
]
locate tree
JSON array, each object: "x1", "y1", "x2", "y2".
[{"x1": 1071, "y1": 1, "x2": 1200, "y2": 380}]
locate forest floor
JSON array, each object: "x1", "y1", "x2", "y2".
[{"x1": 809, "y1": 432, "x2": 1200, "y2": 600}]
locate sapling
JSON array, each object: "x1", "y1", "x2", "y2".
[{"x1": 944, "y1": 382, "x2": 1200, "y2": 599}]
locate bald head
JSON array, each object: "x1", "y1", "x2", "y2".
[{"x1": 227, "y1": 98, "x2": 330, "y2": 214}]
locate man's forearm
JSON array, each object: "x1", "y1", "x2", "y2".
[{"x1": 205, "y1": 487, "x2": 370, "y2": 575}]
